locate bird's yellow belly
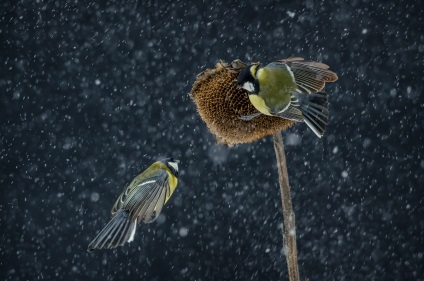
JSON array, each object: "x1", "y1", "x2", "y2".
[
  {"x1": 248, "y1": 95, "x2": 272, "y2": 116},
  {"x1": 165, "y1": 171, "x2": 178, "y2": 203}
]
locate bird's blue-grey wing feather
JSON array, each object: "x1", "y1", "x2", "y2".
[{"x1": 122, "y1": 171, "x2": 169, "y2": 223}]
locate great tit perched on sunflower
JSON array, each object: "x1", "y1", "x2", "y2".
[
  {"x1": 87, "y1": 158, "x2": 179, "y2": 251},
  {"x1": 237, "y1": 57, "x2": 338, "y2": 137}
]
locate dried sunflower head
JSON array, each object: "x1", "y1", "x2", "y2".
[{"x1": 190, "y1": 59, "x2": 296, "y2": 146}]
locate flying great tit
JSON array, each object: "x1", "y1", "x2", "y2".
[
  {"x1": 237, "y1": 57, "x2": 338, "y2": 138},
  {"x1": 87, "y1": 158, "x2": 179, "y2": 251}
]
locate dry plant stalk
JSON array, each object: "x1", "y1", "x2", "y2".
[{"x1": 273, "y1": 132, "x2": 300, "y2": 281}]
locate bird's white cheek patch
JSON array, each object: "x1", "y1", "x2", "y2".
[
  {"x1": 242, "y1": 82, "x2": 255, "y2": 93},
  {"x1": 167, "y1": 162, "x2": 178, "y2": 172}
]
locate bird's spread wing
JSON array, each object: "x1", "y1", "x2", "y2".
[
  {"x1": 271, "y1": 58, "x2": 338, "y2": 94},
  {"x1": 123, "y1": 171, "x2": 169, "y2": 223}
]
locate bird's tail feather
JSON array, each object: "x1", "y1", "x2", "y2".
[
  {"x1": 87, "y1": 210, "x2": 137, "y2": 252},
  {"x1": 300, "y1": 92, "x2": 329, "y2": 138}
]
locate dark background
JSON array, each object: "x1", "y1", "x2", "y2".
[{"x1": 1, "y1": 0, "x2": 423, "y2": 280}]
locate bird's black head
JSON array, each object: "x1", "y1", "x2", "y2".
[
  {"x1": 237, "y1": 64, "x2": 260, "y2": 94},
  {"x1": 163, "y1": 157, "x2": 179, "y2": 177}
]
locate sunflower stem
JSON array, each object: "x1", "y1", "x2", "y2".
[{"x1": 273, "y1": 132, "x2": 300, "y2": 281}]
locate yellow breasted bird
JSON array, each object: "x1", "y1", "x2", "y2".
[
  {"x1": 87, "y1": 158, "x2": 179, "y2": 251},
  {"x1": 237, "y1": 57, "x2": 338, "y2": 137}
]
